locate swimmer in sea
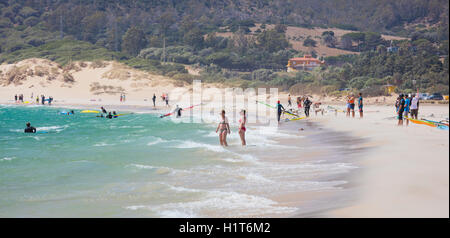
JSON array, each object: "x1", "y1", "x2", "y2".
[
  {"x1": 24, "y1": 122, "x2": 36, "y2": 133},
  {"x1": 238, "y1": 109, "x2": 247, "y2": 146},
  {"x1": 101, "y1": 107, "x2": 107, "y2": 114},
  {"x1": 107, "y1": 112, "x2": 113, "y2": 119},
  {"x1": 216, "y1": 110, "x2": 230, "y2": 146}
]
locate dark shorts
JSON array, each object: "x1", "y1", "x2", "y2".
[
  {"x1": 410, "y1": 109, "x2": 418, "y2": 117},
  {"x1": 398, "y1": 110, "x2": 404, "y2": 120},
  {"x1": 350, "y1": 103, "x2": 355, "y2": 110},
  {"x1": 358, "y1": 104, "x2": 363, "y2": 112}
]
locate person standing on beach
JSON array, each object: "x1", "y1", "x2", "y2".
[
  {"x1": 165, "y1": 94, "x2": 169, "y2": 107},
  {"x1": 14, "y1": 94, "x2": 18, "y2": 102},
  {"x1": 358, "y1": 93, "x2": 363, "y2": 118},
  {"x1": 276, "y1": 100, "x2": 285, "y2": 123},
  {"x1": 348, "y1": 94, "x2": 356, "y2": 118},
  {"x1": 288, "y1": 94, "x2": 292, "y2": 107},
  {"x1": 36, "y1": 96, "x2": 39, "y2": 104},
  {"x1": 403, "y1": 94, "x2": 411, "y2": 126},
  {"x1": 41, "y1": 95, "x2": 45, "y2": 105},
  {"x1": 304, "y1": 97, "x2": 312, "y2": 117},
  {"x1": 238, "y1": 109, "x2": 247, "y2": 146},
  {"x1": 152, "y1": 94, "x2": 156, "y2": 107},
  {"x1": 410, "y1": 91, "x2": 420, "y2": 120},
  {"x1": 216, "y1": 110, "x2": 230, "y2": 146},
  {"x1": 397, "y1": 94, "x2": 405, "y2": 126}
]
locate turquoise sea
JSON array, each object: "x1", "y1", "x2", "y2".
[{"x1": 0, "y1": 104, "x2": 358, "y2": 217}]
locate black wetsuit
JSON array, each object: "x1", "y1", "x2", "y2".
[
  {"x1": 176, "y1": 108, "x2": 182, "y2": 117},
  {"x1": 277, "y1": 103, "x2": 285, "y2": 122},
  {"x1": 304, "y1": 99, "x2": 312, "y2": 117},
  {"x1": 152, "y1": 96, "x2": 156, "y2": 107},
  {"x1": 24, "y1": 126, "x2": 36, "y2": 133},
  {"x1": 101, "y1": 108, "x2": 107, "y2": 113},
  {"x1": 106, "y1": 114, "x2": 113, "y2": 119}
]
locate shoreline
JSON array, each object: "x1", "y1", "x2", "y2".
[{"x1": 1, "y1": 101, "x2": 448, "y2": 217}]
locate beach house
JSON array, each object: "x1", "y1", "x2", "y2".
[{"x1": 287, "y1": 55, "x2": 325, "y2": 72}]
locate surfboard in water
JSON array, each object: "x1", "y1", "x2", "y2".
[{"x1": 81, "y1": 110, "x2": 100, "y2": 113}]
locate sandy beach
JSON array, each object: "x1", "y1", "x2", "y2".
[{"x1": 1, "y1": 59, "x2": 449, "y2": 218}]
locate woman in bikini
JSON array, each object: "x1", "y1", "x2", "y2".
[
  {"x1": 238, "y1": 109, "x2": 247, "y2": 146},
  {"x1": 216, "y1": 110, "x2": 231, "y2": 146}
]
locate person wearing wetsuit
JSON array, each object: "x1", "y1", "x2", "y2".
[
  {"x1": 304, "y1": 97, "x2": 312, "y2": 117},
  {"x1": 106, "y1": 112, "x2": 113, "y2": 119},
  {"x1": 101, "y1": 107, "x2": 107, "y2": 114},
  {"x1": 397, "y1": 94, "x2": 405, "y2": 126},
  {"x1": 277, "y1": 101, "x2": 285, "y2": 123},
  {"x1": 15, "y1": 94, "x2": 18, "y2": 102},
  {"x1": 152, "y1": 94, "x2": 156, "y2": 107},
  {"x1": 358, "y1": 93, "x2": 363, "y2": 118},
  {"x1": 41, "y1": 95, "x2": 45, "y2": 105},
  {"x1": 24, "y1": 122, "x2": 36, "y2": 133},
  {"x1": 173, "y1": 105, "x2": 182, "y2": 118}
]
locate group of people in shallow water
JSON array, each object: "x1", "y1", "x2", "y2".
[
  {"x1": 98, "y1": 106, "x2": 118, "y2": 119},
  {"x1": 14, "y1": 93, "x2": 53, "y2": 105}
]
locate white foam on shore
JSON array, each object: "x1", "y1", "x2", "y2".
[
  {"x1": 174, "y1": 140, "x2": 227, "y2": 153},
  {"x1": 125, "y1": 185, "x2": 297, "y2": 218}
]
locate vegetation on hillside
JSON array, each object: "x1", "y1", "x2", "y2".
[{"x1": 0, "y1": 0, "x2": 448, "y2": 95}]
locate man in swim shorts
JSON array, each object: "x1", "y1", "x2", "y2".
[
  {"x1": 410, "y1": 92, "x2": 420, "y2": 119},
  {"x1": 358, "y1": 93, "x2": 363, "y2": 118},
  {"x1": 397, "y1": 94, "x2": 405, "y2": 126},
  {"x1": 403, "y1": 94, "x2": 411, "y2": 126}
]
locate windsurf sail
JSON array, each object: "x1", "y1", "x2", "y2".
[
  {"x1": 256, "y1": 100, "x2": 301, "y2": 117},
  {"x1": 160, "y1": 104, "x2": 202, "y2": 118}
]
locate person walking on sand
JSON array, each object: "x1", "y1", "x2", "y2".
[
  {"x1": 396, "y1": 94, "x2": 405, "y2": 126},
  {"x1": 165, "y1": 94, "x2": 169, "y2": 107},
  {"x1": 238, "y1": 109, "x2": 247, "y2": 146},
  {"x1": 276, "y1": 100, "x2": 285, "y2": 123},
  {"x1": 216, "y1": 110, "x2": 230, "y2": 146},
  {"x1": 358, "y1": 93, "x2": 363, "y2": 118},
  {"x1": 152, "y1": 94, "x2": 156, "y2": 107},
  {"x1": 410, "y1": 90, "x2": 420, "y2": 120},
  {"x1": 41, "y1": 95, "x2": 45, "y2": 105},
  {"x1": 287, "y1": 94, "x2": 292, "y2": 107}
]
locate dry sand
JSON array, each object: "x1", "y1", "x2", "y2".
[{"x1": 1, "y1": 59, "x2": 448, "y2": 217}]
